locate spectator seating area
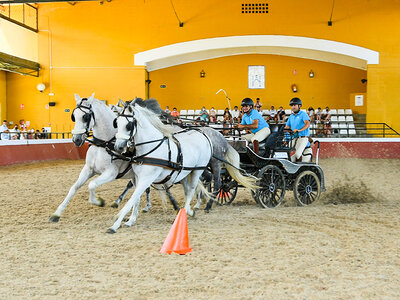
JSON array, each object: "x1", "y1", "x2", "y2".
[{"x1": 179, "y1": 108, "x2": 357, "y2": 137}]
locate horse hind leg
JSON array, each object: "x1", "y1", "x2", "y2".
[
  {"x1": 142, "y1": 187, "x2": 152, "y2": 212},
  {"x1": 49, "y1": 165, "x2": 94, "y2": 222},
  {"x1": 111, "y1": 180, "x2": 134, "y2": 208},
  {"x1": 205, "y1": 162, "x2": 221, "y2": 213}
]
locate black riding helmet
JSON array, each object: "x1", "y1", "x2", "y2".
[
  {"x1": 241, "y1": 97, "x2": 254, "y2": 107},
  {"x1": 289, "y1": 97, "x2": 302, "y2": 106}
]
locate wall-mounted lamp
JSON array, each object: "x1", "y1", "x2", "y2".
[
  {"x1": 37, "y1": 83, "x2": 46, "y2": 93},
  {"x1": 361, "y1": 79, "x2": 367, "y2": 84},
  {"x1": 200, "y1": 70, "x2": 206, "y2": 78},
  {"x1": 291, "y1": 84, "x2": 298, "y2": 93},
  {"x1": 309, "y1": 70, "x2": 314, "y2": 78}
]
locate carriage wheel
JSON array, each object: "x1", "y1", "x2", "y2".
[
  {"x1": 255, "y1": 165, "x2": 286, "y2": 208},
  {"x1": 293, "y1": 170, "x2": 321, "y2": 206},
  {"x1": 212, "y1": 173, "x2": 238, "y2": 205}
]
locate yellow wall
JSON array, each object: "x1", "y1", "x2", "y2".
[
  {"x1": 0, "y1": 71, "x2": 6, "y2": 121},
  {"x1": 3, "y1": 0, "x2": 400, "y2": 131},
  {"x1": 150, "y1": 54, "x2": 366, "y2": 111}
]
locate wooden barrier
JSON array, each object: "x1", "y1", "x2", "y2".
[{"x1": 0, "y1": 138, "x2": 399, "y2": 166}]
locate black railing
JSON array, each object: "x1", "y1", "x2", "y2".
[
  {"x1": 0, "y1": 3, "x2": 38, "y2": 32},
  {"x1": 351, "y1": 122, "x2": 400, "y2": 138}
]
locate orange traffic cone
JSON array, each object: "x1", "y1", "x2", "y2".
[{"x1": 160, "y1": 209, "x2": 192, "y2": 255}]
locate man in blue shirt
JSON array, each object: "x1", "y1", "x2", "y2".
[
  {"x1": 236, "y1": 98, "x2": 270, "y2": 154},
  {"x1": 284, "y1": 97, "x2": 311, "y2": 162}
]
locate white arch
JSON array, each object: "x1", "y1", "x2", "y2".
[{"x1": 134, "y1": 35, "x2": 379, "y2": 71}]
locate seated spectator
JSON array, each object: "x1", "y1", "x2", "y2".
[
  {"x1": 35, "y1": 130, "x2": 41, "y2": 139},
  {"x1": 10, "y1": 124, "x2": 20, "y2": 140},
  {"x1": 231, "y1": 106, "x2": 241, "y2": 123},
  {"x1": 268, "y1": 106, "x2": 277, "y2": 122},
  {"x1": 307, "y1": 107, "x2": 315, "y2": 123},
  {"x1": 164, "y1": 106, "x2": 171, "y2": 114},
  {"x1": 0, "y1": 120, "x2": 10, "y2": 140},
  {"x1": 222, "y1": 107, "x2": 232, "y2": 135},
  {"x1": 254, "y1": 98, "x2": 263, "y2": 112},
  {"x1": 27, "y1": 128, "x2": 35, "y2": 139},
  {"x1": 170, "y1": 107, "x2": 180, "y2": 119},
  {"x1": 197, "y1": 106, "x2": 209, "y2": 124},
  {"x1": 275, "y1": 106, "x2": 286, "y2": 123},
  {"x1": 320, "y1": 107, "x2": 332, "y2": 137},
  {"x1": 209, "y1": 107, "x2": 217, "y2": 123},
  {"x1": 315, "y1": 107, "x2": 322, "y2": 123}
]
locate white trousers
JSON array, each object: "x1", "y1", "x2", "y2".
[
  {"x1": 242, "y1": 127, "x2": 271, "y2": 143},
  {"x1": 291, "y1": 137, "x2": 309, "y2": 162}
]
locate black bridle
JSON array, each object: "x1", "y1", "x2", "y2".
[
  {"x1": 113, "y1": 103, "x2": 137, "y2": 139},
  {"x1": 71, "y1": 98, "x2": 96, "y2": 136}
]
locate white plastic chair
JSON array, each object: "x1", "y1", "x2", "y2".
[
  {"x1": 348, "y1": 129, "x2": 356, "y2": 135},
  {"x1": 337, "y1": 109, "x2": 345, "y2": 115},
  {"x1": 195, "y1": 109, "x2": 201, "y2": 115},
  {"x1": 346, "y1": 116, "x2": 354, "y2": 122},
  {"x1": 331, "y1": 123, "x2": 339, "y2": 129},
  {"x1": 180, "y1": 110, "x2": 187, "y2": 116},
  {"x1": 285, "y1": 109, "x2": 292, "y2": 115},
  {"x1": 262, "y1": 109, "x2": 270, "y2": 116},
  {"x1": 187, "y1": 109, "x2": 195, "y2": 119},
  {"x1": 338, "y1": 116, "x2": 346, "y2": 122},
  {"x1": 217, "y1": 109, "x2": 224, "y2": 116},
  {"x1": 330, "y1": 116, "x2": 338, "y2": 122},
  {"x1": 339, "y1": 123, "x2": 347, "y2": 129},
  {"x1": 348, "y1": 123, "x2": 355, "y2": 129},
  {"x1": 330, "y1": 109, "x2": 337, "y2": 115},
  {"x1": 345, "y1": 109, "x2": 353, "y2": 115},
  {"x1": 339, "y1": 129, "x2": 348, "y2": 136}
]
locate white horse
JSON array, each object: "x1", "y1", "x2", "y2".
[
  {"x1": 49, "y1": 94, "x2": 148, "y2": 223},
  {"x1": 108, "y1": 102, "x2": 213, "y2": 233}
]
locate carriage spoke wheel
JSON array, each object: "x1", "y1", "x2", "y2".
[
  {"x1": 255, "y1": 165, "x2": 286, "y2": 208},
  {"x1": 213, "y1": 173, "x2": 238, "y2": 205},
  {"x1": 293, "y1": 170, "x2": 321, "y2": 206}
]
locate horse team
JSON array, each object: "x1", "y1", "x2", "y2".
[{"x1": 49, "y1": 94, "x2": 256, "y2": 233}]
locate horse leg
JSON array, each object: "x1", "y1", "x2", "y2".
[
  {"x1": 49, "y1": 165, "x2": 94, "y2": 222},
  {"x1": 107, "y1": 174, "x2": 158, "y2": 233},
  {"x1": 165, "y1": 188, "x2": 180, "y2": 211},
  {"x1": 182, "y1": 170, "x2": 204, "y2": 217},
  {"x1": 205, "y1": 162, "x2": 221, "y2": 213},
  {"x1": 124, "y1": 194, "x2": 142, "y2": 227},
  {"x1": 142, "y1": 187, "x2": 152, "y2": 212},
  {"x1": 88, "y1": 169, "x2": 118, "y2": 207},
  {"x1": 111, "y1": 180, "x2": 134, "y2": 208}
]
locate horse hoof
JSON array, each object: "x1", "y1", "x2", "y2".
[
  {"x1": 49, "y1": 215, "x2": 60, "y2": 223},
  {"x1": 110, "y1": 202, "x2": 119, "y2": 208},
  {"x1": 142, "y1": 208, "x2": 149, "y2": 213},
  {"x1": 204, "y1": 208, "x2": 210, "y2": 213},
  {"x1": 98, "y1": 198, "x2": 105, "y2": 207},
  {"x1": 106, "y1": 228, "x2": 116, "y2": 234}
]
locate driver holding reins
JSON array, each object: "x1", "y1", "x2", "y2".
[
  {"x1": 235, "y1": 97, "x2": 270, "y2": 154},
  {"x1": 284, "y1": 97, "x2": 311, "y2": 162}
]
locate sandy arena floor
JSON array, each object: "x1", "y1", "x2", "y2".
[{"x1": 0, "y1": 158, "x2": 399, "y2": 299}]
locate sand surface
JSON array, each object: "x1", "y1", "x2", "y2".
[{"x1": 0, "y1": 158, "x2": 399, "y2": 299}]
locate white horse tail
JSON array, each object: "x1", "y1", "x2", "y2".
[
  {"x1": 224, "y1": 145, "x2": 258, "y2": 191},
  {"x1": 196, "y1": 180, "x2": 213, "y2": 203}
]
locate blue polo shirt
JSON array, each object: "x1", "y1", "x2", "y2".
[
  {"x1": 286, "y1": 110, "x2": 310, "y2": 137},
  {"x1": 241, "y1": 109, "x2": 269, "y2": 134}
]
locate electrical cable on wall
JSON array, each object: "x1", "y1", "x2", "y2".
[
  {"x1": 170, "y1": 0, "x2": 183, "y2": 27},
  {"x1": 328, "y1": 0, "x2": 335, "y2": 26}
]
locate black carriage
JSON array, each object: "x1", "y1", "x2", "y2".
[{"x1": 210, "y1": 124, "x2": 326, "y2": 208}]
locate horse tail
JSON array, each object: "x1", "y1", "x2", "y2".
[
  {"x1": 224, "y1": 145, "x2": 258, "y2": 191},
  {"x1": 195, "y1": 180, "x2": 213, "y2": 203}
]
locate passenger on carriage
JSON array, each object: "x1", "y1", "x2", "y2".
[
  {"x1": 284, "y1": 97, "x2": 311, "y2": 162},
  {"x1": 235, "y1": 98, "x2": 270, "y2": 154}
]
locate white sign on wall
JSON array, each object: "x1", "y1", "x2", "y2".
[
  {"x1": 248, "y1": 66, "x2": 265, "y2": 89},
  {"x1": 355, "y1": 95, "x2": 364, "y2": 106}
]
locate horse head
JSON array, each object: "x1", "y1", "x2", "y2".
[
  {"x1": 71, "y1": 93, "x2": 95, "y2": 146},
  {"x1": 114, "y1": 102, "x2": 137, "y2": 153}
]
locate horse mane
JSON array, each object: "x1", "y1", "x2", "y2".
[
  {"x1": 133, "y1": 97, "x2": 175, "y2": 124},
  {"x1": 132, "y1": 103, "x2": 175, "y2": 138}
]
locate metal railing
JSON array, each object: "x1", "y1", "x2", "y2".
[
  {"x1": 0, "y1": 132, "x2": 73, "y2": 140},
  {"x1": 0, "y1": 3, "x2": 38, "y2": 32}
]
